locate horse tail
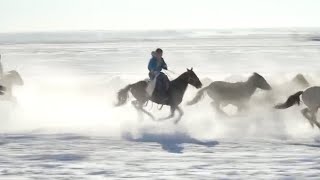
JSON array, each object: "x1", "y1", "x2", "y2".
[
  {"x1": 274, "y1": 91, "x2": 304, "y2": 109},
  {"x1": 187, "y1": 86, "x2": 210, "y2": 105},
  {"x1": 115, "y1": 84, "x2": 132, "y2": 107}
]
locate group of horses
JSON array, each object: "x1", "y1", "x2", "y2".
[
  {"x1": 1, "y1": 65, "x2": 318, "y2": 131},
  {"x1": 116, "y1": 68, "x2": 320, "y2": 130}
]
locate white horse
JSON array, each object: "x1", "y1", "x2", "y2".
[
  {"x1": 0, "y1": 70, "x2": 24, "y2": 102},
  {"x1": 275, "y1": 86, "x2": 320, "y2": 129}
]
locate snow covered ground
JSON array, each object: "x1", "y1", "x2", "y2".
[
  {"x1": 0, "y1": 29, "x2": 320, "y2": 179},
  {"x1": 0, "y1": 133, "x2": 319, "y2": 179}
]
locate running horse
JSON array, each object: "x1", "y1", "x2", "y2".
[
  {"x1": 187, "y1": 72, "x2": 272, "y2": 115},
  {"x1": 115, "y1": 68, "x2": 202, "y2": 123},
  {"x1": 275, "y1": 86, "x2": 320, "y2": 130}
]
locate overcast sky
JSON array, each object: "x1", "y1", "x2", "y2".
[{"x1": 0, "y1": 0, "x2": 319, "y2": 32}]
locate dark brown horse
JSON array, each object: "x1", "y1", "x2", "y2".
[{"x1": 115, "y1": 68, "x2": 202, "y2": 123}]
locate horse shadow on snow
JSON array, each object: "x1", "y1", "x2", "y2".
[{"x1": 123, "y1": 131, "x2": 219, "y2": 153}]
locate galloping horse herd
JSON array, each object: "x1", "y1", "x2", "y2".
[
  {"x1": 0, "y1": 65, "x2": 319, "y2": 131},
  {"x1": 116, "y1": 69, "x2": 320, "y2": 130}
]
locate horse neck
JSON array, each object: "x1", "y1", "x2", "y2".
[
  {"x1": 171, "y1": 73, "x2": 189, "y2": 92},
  {"x1": 245, "y1": 76, "x2": 257, "y2": 96}
]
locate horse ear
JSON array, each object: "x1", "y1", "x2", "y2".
[
  {"x1": 191, "y1": 67, "x2": 193, "y2": 71},
  {"x1": 253, "y1": 72, "x2": 262, "y2": 78},
  {"x1": 187, "y1": 68, "x2": 190, "y2": 71}
]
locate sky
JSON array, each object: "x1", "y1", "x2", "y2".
[{"x1": 0, "y1": 0, "x2": 319, "y2": 32}]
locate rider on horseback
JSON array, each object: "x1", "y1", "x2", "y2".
[
  {"x1": 147, "y1": 48, "x2": 170, "y2": 103},
  {"x1": 148, "y1": 48, "x2": 167, "y2": 79}
]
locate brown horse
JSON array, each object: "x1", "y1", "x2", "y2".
[{"x1": 115, "y1": 68, "x2": 202, "y2": 123}]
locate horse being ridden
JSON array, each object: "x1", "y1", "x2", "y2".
[
  {"x1": 187, "y1": 73, "x2": 272, "y2": 115},
  {"x1": 115, "y1": 68, "x2": 202, "y2": 123},
  {"x1": 275, "y1": 86, "x2": 320, "y2": 130}
]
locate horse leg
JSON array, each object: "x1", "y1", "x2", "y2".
[
  {"x1": 237, "y1": 103, "x2": 249, "y2": 113},
  {"x1": 174, "y1": 106, "x2": 184, "y2": 124},
  {"x1": 158, "y1": 106, "x2": 175, "y2": 121},
  {"x1": 301, "y1": 108, "x2": 316, "y2": 128},
  {"x1": 211, "y1": 101, "x2": 228, "y2": 116},
  {"x1": 139, "y1": 105, "x2": 155, "y2": 121},
  {"x1": 310, "y1": 109, "x2": 320, "y2": 130},
  {"x1": 132, "y1": 100, "x2": 155, "y2": 121},
  {"x1": 132, "y1": 100, "x2": 143, "y2": 121}
]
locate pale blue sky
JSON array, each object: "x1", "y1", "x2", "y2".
[{"x1": 0, "y1": 0, "x2": 319, "y2": 32}]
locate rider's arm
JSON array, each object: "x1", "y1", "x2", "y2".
[{"x1": 148, "y1": 58, "x2": 157, "y2": 72}]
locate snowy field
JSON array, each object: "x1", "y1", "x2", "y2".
[{"x1": 0, "y1": 29, "x2": 320, "y2": 179}]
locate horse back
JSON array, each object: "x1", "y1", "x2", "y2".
[
  {"x1": 302, "y1": 86, "x2": 320, "y2": 109},
  {"x1": 130, "y1": 80, "x2": 148, "y2": 101},
  {"x1": 208, "y1": 81, "x2": 251, "y2": 101}
]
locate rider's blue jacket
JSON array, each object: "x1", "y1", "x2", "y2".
[{"x1": 148, "y1": 56, "x2": 167, "y2": 73}]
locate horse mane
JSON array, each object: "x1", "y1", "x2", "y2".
[
  {"x1": 172, "y1": 71, "x2": 189, "y2": 82},
  {"x1": 246, "y1": 72, "x2": 263, "y2": 85},
  {"x1": 247, "y1": 72, "x2": 259, "y2": 80}
]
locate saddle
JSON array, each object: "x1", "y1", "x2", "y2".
[{"x1": 146, "y1": 72, "x2": 170, "y2": 104}]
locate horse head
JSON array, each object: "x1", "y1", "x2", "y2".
[
  {"x1": 186, "y1": 68, "x2": 202, "y2": 89},
  {"x1": 5, "y1": 70, "x2": 24, "y2": 86},
  {"x1": 251, "y1": 72, "x2": 271, "y2": 90}
]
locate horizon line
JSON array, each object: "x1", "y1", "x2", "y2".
[{"x1": 1, "y1": 26, "x2": 320, "y2": 34}]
